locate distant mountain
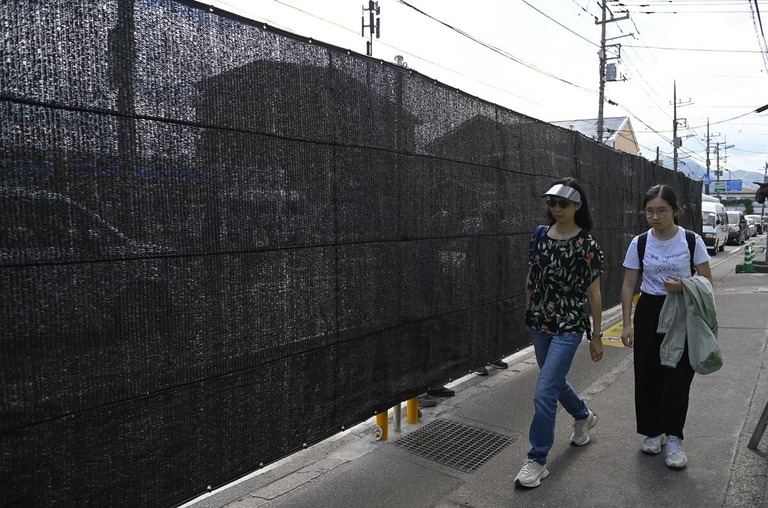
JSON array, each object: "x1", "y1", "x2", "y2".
[{"x1": 656, "y1": 156, "x2": 763, "y2": 190}]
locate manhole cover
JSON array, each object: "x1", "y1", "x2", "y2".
[{"x1": 394, "y1": 418, "x2": 514, "y2": 473}]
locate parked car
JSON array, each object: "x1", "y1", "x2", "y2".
[
  {"x1": 746, "y1": 216, "x2": 758, "y2": 237},
  {"x1": 726, "y1": 210, "x2": 748, "y2": 245},
  {"x1": 701, "y1": 201, "x2": 728, "y2": 254},
  {"x1": 746, "y1": 214, "x2": 764, "y2": 234}
]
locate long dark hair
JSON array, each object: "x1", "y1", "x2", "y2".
[
  {"x1": 643, "y1": 184, "x2": 680, "y2": 225},
  {"x1": 544, "y1": 177, "x2": 594, "y2": 230}
]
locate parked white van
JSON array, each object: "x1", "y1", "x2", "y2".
[{"x1": 701, "y1": 200, "x2": 728, "y2": 255}]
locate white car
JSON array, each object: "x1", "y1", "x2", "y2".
[
  {"x1": 746, "y1": 216, "x2": 758, "y2": 237},
  {"x1": 746, "y1": 214, "x2": 764, "y2": 234}
]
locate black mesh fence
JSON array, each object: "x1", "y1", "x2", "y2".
[{"x1": 0, "y1": 0, "x2": 701, "y2": 506}]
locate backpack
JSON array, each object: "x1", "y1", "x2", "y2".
[{"x1": 637, "y1": 229, "x2": 697, "y2": 277}]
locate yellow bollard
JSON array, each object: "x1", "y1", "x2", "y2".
[
  {"x1": 744, "y1": 244, "x2": 755, "y2": 273},
  {"x1": 375, "y1": 411, "x2": 389, "y2": 441},
  {"x1": 406, "y1": 397, "x2": 419, "y2": 424}
]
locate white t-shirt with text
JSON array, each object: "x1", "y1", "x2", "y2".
[{"x1": 622, "y1": 227, "x2": 711, "y2": 295}]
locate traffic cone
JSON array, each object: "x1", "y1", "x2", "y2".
[{"x1": 743, "y1": 244, "x2": 755, "y2": 273}]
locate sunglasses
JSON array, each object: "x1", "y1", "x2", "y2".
[{"x1": 546, "y1": 199, "x2": 573, "y2": 209}]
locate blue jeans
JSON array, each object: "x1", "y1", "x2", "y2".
[{"x1": 527, "y1": 328, "x2": 590, "y2": 464}]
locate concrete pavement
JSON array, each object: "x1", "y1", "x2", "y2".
[{"x1": 184, "y1": 236, "x2": 768, "y2": 508}]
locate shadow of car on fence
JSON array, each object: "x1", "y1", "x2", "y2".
[{"x1": 0, "y1": 186, "x2": 174, "y2": 265}]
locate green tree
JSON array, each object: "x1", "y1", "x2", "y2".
[{"x1": 721, "y1": 198, "x2": 753, "y2": 214}]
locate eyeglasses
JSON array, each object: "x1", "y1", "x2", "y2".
[
  {"x1": 546, "y1": 199, "x2": 573, "y2": 209},
  {"x1": 642, "y1": 208, "x2": 672, "y2": 218}
]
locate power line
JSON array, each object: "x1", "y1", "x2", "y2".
[
  {"x1": 748, "y1": 0, "x2": 768, "y2": 72},
  {"x1": 521, "y1": 0, "x2": 598, "y2": 47},
  {"x1": 395, "y1": 0, "x2": 596, "y2": 93},
  {"x1": 625, "y1": 44, "x2": 767, "y2": 53}
]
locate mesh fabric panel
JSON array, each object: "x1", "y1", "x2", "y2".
[{"x1": 0, "y1": 0, "x2": 702, "y2": 505}]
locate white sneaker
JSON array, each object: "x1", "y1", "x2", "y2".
[
  {"x1": 641, "y1": 434, "x2": 668, "y2": 455},
  {"x1": 570, "y1": 410, "x2": 598, "y2": 446},
  {"x1": 515, "y1": 459, "x2": 549, "y2": 488},
  {"x1": 665, "y1": 436, "x2": 687, "y2": 468}
]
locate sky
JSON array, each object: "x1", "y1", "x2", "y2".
[{"x1": 202, "y1": 0, "x2": 768, "y2": 183}]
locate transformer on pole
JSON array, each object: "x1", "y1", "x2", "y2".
[{"x1": 362, "y1": 1, "x2": 380, "y2": 57}]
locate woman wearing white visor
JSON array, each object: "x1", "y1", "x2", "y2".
[{"x1": 515, "y1": 177, "x2": 605, "y2": 488}]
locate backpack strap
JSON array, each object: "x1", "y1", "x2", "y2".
[
  {"x1": 637, "y1": 229, "x2": 696, "y2": 277},
  {"x1": 637, "y1": 231, "x2": 648, "y2": 276},
  {"x1": 684, "y1": 229, "x2": 696, "y2": 276},
  {"x1": 530, "y1": 225, "x2": 549, "y2": 264}
]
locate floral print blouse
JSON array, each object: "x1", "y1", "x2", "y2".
[{"x1": 525, "y1": 228, "x2": 604, "y2": 336}]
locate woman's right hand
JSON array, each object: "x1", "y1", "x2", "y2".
[{"x1": 621, "y1": 325, "x2": 634, "y2": 348}]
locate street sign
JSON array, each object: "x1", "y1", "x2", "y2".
[
  {"x1": 726, "y1": 180, "x2": 743, "y2": 192},
  {"x1": 702, "y1": 174, "x2": 711, "y2": 185},
  {"x1": 714, "y1": 181, "x2": 726, "y2": 193}
]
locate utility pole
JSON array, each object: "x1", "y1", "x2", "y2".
[
  {"x1": 763, "y1": 162, "x2": 767, "y2": 219},
  {"x1": 712, "y1": 140, "x2": 734, "y2": 199},
  {"x1": 595, "y1": 2, "x2": 629, "y2": 143},
  {"x1": 671, "y1": 80, "x2": 692, "y2": 172},
  {"x1": 673, "y1": 82, "x2": 678, "y2": 171},
  {"x1": 715, "y1": 143, "x2": 722, "y2": 200},
  {"x1": 705, "y1": 119, "x2": 710, "y2": 195},
  {"x1": 760, "y1": 162, "x2": 768, "y2": 218},
  {"x1": 723, "y1": 138, "x2": 734, "y2": 178},
  {"x1": 361, "y1": 1, "x2": 380, "y2": 57}
]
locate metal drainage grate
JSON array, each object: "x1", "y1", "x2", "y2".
[{"x1": 394, "y1": 418, "x2": 514, "y2": 473}]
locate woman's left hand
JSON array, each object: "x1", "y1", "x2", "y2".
[
  {"x1": 590, "y1": 336, "x2": 604, "y2": 362},
  {"x1": 662, "y1": 275, "x2": 684, "y2": 293}
]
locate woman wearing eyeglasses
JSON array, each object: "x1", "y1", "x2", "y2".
[
  {"x1": 620, "y1": 184, "x2": 713, "y2": 470},
  {"x1": 515, "y1": 177, "x2": 605, "y2": 488}
]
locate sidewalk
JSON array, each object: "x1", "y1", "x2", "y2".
[{"x1": 186, "y1": 241, "x2": 768, "y2": 508}]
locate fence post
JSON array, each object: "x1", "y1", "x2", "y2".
[
  {"x1": 375, "y1": 410, "x2": 389, "y2": 441},
  {"x1": 406, "y1": 397, "x2": 419, "y2": 424}
]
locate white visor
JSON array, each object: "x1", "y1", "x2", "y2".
[{"x1": 541, "y1": 184, "x2": 581, "y2": 203}]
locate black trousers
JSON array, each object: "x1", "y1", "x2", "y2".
[{"x1": 633, "y1": 293, "x2": 696, "y2": 440}]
